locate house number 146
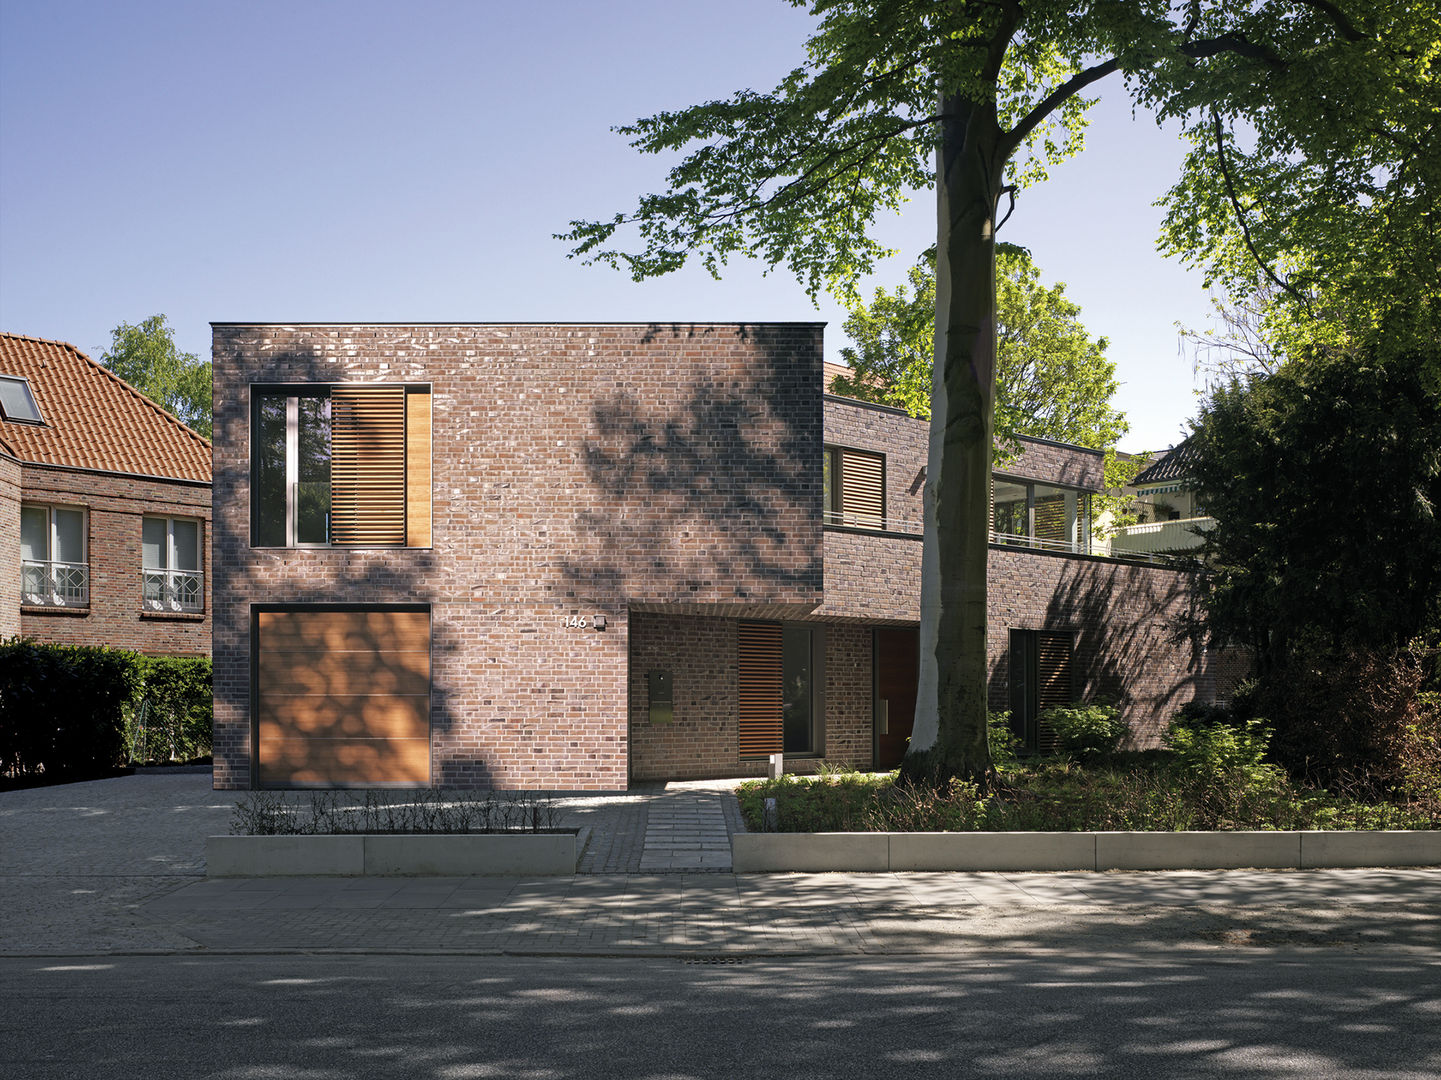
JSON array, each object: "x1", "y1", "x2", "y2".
[{"x1": 564, "y1": 615, "x2": 589, "y2": 629}]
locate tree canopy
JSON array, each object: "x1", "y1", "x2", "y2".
[
  {"x1": 101, "y1": 316, "x2": 212, "y2": 439},
  {"x1": 563, "y1": 0, "x2": 1439, "y2": 784},
  {"x1": 831, "y1": 244, "x2": 1127, "y2": 456}
]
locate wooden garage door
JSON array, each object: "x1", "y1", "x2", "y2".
[{"x1": 257, "y1": 609, "x2": 431, "y2": 785}]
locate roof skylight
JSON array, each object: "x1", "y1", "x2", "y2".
[{"x1": 0, "y1": 374, "x2": 44, "y2": 423}]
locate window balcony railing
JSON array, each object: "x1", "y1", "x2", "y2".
[
  {"x1": 823, "y1": 510, "x2": 923, "y2": 535},
  {"x1": 989, "y1": 530, "x2": 1093, "y2": 556},
  {"x1": 21, "y1": 559, "x2": 90, "y2": 607},
  {"x1": 143, "y1": 569, "x2": 205, "y2": 612}
]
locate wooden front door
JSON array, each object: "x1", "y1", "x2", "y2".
[
  {"x1": 874, "y1": 626, "x2": 918, "y2": 770},
  {"x1": 256, "y1": 608, "x2": 431, "y2": 785}
]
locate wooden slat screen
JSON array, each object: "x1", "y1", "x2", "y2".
[
  {"x1": 330, "y1": 385, "x2": 406, "y2": 546},
  {"x1": 257, "y1": 609, "x2": 431, "y2": 785},
  {"x1": 839, "y1": 449, "x2": 884, "y2": 529},
  {"x1": 405, "y1": 388, "x2": 432, "y2": 548},
  {"x1": 1035, "y1": 631, "x2": 1073, "y2": 753},
  {"x1": 738, "y1": 621, "x2": 783, "y2": 758}
]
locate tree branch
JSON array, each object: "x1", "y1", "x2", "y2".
[
  {"x1": 1289, "y1": 0, "x2": 1366, "y2": 42},
  {"x1": 1002, "y1": 57, "x2": 1120, "y2": 155},
  {"x1": 1209, "y1": 110, "x2": 1312, "y2": 314}
]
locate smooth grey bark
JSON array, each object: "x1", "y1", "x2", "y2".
[{"x1": 903, "y1": 89, "x2": 1003, "y2": 785}]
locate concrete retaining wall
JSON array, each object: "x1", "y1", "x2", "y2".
[
  {"x1": 732, "y1": 830, "x2": 1441, "y2": 872},
  {"x1": 207, "y1": 830, "x2": 585, "y2": 877}
]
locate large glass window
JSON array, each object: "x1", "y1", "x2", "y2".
[
  {"x1": 251, "y1": 385, "x2": 430, "y2": 548},
  {"x1": 143, "y1": 516, "x2": 203, "y2": 611},
  {"x1": 20, "y1": 504, "x2": 88, "y2": 606},
  {"x1": 991, "y1": 478, "x2": 1091, "y2": 554}
]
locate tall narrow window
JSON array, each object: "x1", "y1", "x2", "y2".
[
  {"x1": 781, "y1": 625, "x2": 815, "y2": 754},
  {"x1": 20, "y1": 505, "x2": 87, "y2": 606},
  {"x1": 143, "y1": 516, "x2": 203, "y2": 611},
  {"x1": 251, "y1": 385, "x2": 429, "y2": 548},
  {"x1": 1008, "y1": 629, "x2": 1073, "y2": 751}
]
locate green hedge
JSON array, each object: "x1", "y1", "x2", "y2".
[
  {"x1": 0, "y1": 641, "x2": 213, "y2": 781},
  {"x1": 126, "y1": 656, "x2": 213, "y2": 764},
  {"x1": 0, "y1": 639, "x2": 140, "y2": 780}
]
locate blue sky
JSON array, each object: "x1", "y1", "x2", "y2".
[{"x1": 2, "y1": 0, "x2": 1214, "y2": 451}]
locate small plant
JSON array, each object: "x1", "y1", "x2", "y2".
[
  {"x1": 987, "y1": 710, "x2": 1021, "y2": 766},
  {"x1": 1039, "y1": 703, "x2": 1127, "y2": 758},
  {"x1": 229, "y1": 787, "x2": 561, "y2": 835}
]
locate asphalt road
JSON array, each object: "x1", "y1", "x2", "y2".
[{"x1": 5, "y1": 950, "x2": 1438, "y2": 1079}]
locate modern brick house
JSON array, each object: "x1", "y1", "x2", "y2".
[
  {"x1": 1, "y1": 333, "x2": 211, "y2": 655},
  {"x1": 211, "y1": 322, "x2": 1224, "y2": 791}
]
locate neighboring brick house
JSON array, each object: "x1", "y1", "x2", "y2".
[
  {"x1": 0, "y1": 333, "x2": 211, "y2": 655},
  {"x1": 211, "y1": 322, "x2": 1222, "y2": 791}
]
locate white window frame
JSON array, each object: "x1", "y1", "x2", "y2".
[
  {"x1": 20, "y1": 504, "x2": 89, "y2": 607},
  {"x1": 142, "y1": 515, "x2": 204, "y2": 612}
]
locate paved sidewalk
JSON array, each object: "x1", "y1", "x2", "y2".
[{"x1": 2, "y1": 772, "x2": 1437, "y2": 958}]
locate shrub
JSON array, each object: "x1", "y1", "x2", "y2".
[
  {"x1": 0, "y1": 639, "x2": 140, "y2": 780},
  {"x1": 1039, "y1": 703, "x2": 1126, "y2": 758},
  {"x1": 987, "y1": 710, "x2": 1021, "y2": 766},
  {"x1": 126, "y1": 656, "x2": 212, "y2": 764},
  {"x1": 1244, "y1": 642, "x2": 1440, "y2": 800}
]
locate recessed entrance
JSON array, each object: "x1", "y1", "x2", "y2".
[{"x1": 874, "y1": 626, "x2": 918, "y2": 770}]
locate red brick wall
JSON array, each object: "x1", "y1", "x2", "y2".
[
  {"x1": 0, "y1": 455, "x2": 20, "y2": 639},
  {"x1": 987, "y1": 546, "x2": 1207, "y2": 745},
  {"x1": 17, "y1": 464, "x2": 211, "y2": 656},
  {"x1": 212, "y1": 323, "x2": 823, "y2": 790},
  {"x1": 628, "y1": 612, "x2": 875, "y2": 781},
  {"x1": 997, "y1": 436, "x2": 1106, "y2": 489}
]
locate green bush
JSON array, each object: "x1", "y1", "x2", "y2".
[
  {"x1": 987, "y1": 710, "x2": 1021, "y2": 766},
  {"x1": 1039, "y1": 703, "x2": 1126, "y2": 758},
  {"x1": 0, "y1": 639, "x2": 140, "y2": 781},
  {"x1": 126, "y1": 656, "x2": 212, "y2": 764}
]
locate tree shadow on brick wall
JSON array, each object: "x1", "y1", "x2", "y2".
[
  {"x1": 563, "y1": 324, "x2": 823, "y2": 608},
  {"x1": 988, "y1": 559, "x2": 1210, "y2": 745}
]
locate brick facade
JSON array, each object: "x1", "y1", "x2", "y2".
[
  {"x1": 213, "y1": 322, "x2": 1225, "y2": 790},
  {"x1": 13, "y1": 465, "x2": 211, "y2": 654},
  {"x1": 0, "y1": 456, "x2": 20, "y2": 639},
  {"x1": 212, "y1": 323, "x2": 824, "y2": 791}
]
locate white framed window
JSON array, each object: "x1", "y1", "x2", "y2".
[
  {"x1": 143, "y1": 516, "x2": 204, "y2": 612},
  {"x1": 20, "y1": 504, "x2": 88, "y2": 606}
]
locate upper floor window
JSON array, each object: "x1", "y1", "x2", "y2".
[
  {"x1": 251, "y1": 384, "x2": 431, "y2": 548},
  {"x1": 20, "y1": 504, "x2": 88, "y2": 606},
  {"x1": 991, "y1": 479, "x2": 1091, "y2": 554},
  {"x1": 143, "y1": 516, "x2": 204, "y2": 612},
  {"x1": 0, "y1": 374, "x2": 44, "y2": 424},
  {"x1": 823, "y1": 446, "x2": 885, "y2": 530}
]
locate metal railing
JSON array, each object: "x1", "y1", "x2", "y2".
[
  {"x1": 21, "y1": 559, "x2": 90, "y2": 606},
  {"x1": 989, "y1": 531, "x2": 1093, "y2": 556},
  {"x1": 823, "y1": 510, "x2": 923, "y2": 535},
  {"x1": 142, "y1": 569, "x2": 204, "y2": 612}
]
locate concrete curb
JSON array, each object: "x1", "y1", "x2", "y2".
[
  {"x1": 732, "y1": 830, "x2": 1441, "y2": 872},
  {"x1": 207, "y1": 828, "x2": 587, "y2": 877}
]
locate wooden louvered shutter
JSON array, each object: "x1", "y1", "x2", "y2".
[
  {"x1": 330, "y1": 386, "x2": 406, "y2": 546},
  {"x1": 1034, "y1": 631, "x2": 1073, "y2": 752},
  {"x1": 738, "y1": 621, "x2": 783, "y2": 758},
  {"x1": 405, "y1": 388, "x2": 431, "y2": 548},
  {"x1": 840, "y1": 449, "x2": 884, "y2": 529}
]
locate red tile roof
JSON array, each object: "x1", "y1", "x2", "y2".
[{"x1": 0, "y1": 333, "x2": 211, "y2": 482}]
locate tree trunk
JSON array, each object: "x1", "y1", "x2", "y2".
[{"x1": 901, "y1": 92, "x2": 1004, "y2": 786}]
